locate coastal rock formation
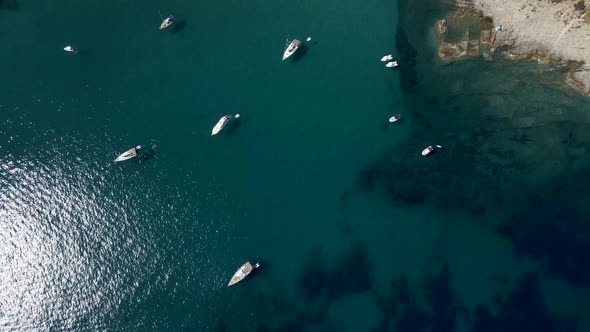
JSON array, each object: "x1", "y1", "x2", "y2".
[
  {"x1": 437, "y1": 0, "x2": 590, "y2": 94},
  {"x1": 436, "y1": 11, "x2": 488, "y2": 61},
  {"x1": 467, "y1": 0, "x2": 590, "y2": 95},
  {"x1": 439, "y1": 30, "x2": 481, "y2": 60}
]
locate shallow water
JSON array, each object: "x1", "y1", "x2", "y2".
[{"x1": 1, "y1": 0, "x2": 590, "y2": 331}]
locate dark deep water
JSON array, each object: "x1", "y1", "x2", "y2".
[{"x1": 1, "y1": 0, "x2": 590, "y2": 331}]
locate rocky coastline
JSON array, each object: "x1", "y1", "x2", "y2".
[{"x1": 436, "y1": 0, "x2": 590, "y2": 95}]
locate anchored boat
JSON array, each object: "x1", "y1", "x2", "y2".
[
  {"x1": 211, "y1": 114, "x2": 240, "y2": 136},
  {"x1": 385, "y1": 61, "x2": 398, "y2": 68},
  {"x1": 227, "y1": 261, "x2": 260, "y2": 287},
  {"x1": 159, "y1": 15, "x2": 174, "y2": 30},
  {"x1": 421, "y1": 145, "x2": 442, "y2": 156},
  {"x1": 211, "y1": 116, "x2": 230, "y2": 136},
  {"x1": 389, "y1": 114, "x2": 401, "y2": 123},
  {"x1": 381, "y1": 54, "x2": 393, "y2": 62},
  {"x1": 282, "y1": 39, "x2": 301, "y2": 61},
  {"x1": 114, "y1": 146, "x2": 141, "y2": 162},
  {"x1": 421, "y1": 146, "x2": 434, "y2": 156}
]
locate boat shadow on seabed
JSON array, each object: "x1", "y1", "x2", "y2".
[
  {"x1": 113, "y1": 143, "x2": 158, "y2": 166},
  {"x1": 171, "y1": 20, "x2": 187, "y2": 34},
  {"x1": 224, "y1": 117, "x2": 243, "y2": 137},
  {"x1": 290, "y1": 44, "x2": 310, "y2": 64},
  {"x1": 133, "y1": 143, "x2": 158, "y2": 163}
]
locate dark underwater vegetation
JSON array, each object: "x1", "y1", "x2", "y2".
[{"x1": 210, "y1": 0, "x2": 590, "y2": 330}]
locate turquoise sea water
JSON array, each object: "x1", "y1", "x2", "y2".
[{"x1": 2, "y1": 0, "x2": 590, "y2": 331}]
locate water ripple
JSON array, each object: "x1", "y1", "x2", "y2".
[{"x1": 0, "y1": 132, "x2": 236, "y2": 330}]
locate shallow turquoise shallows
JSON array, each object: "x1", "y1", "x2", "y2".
[{"x1": 2, "y1": 0, "x2": 590, "y2": 331}]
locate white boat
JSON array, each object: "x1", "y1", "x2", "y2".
[
  {"x1": 227, "y1": 262, "x2": 260, "y2": 287},
  {"x1": 64, "y1": 46, "x2": 76, "y2": 53},
  {"x1": 211, "y1": 115, "x2": 230, "y2": 136},
  {"x1": 159, "y1": 15, "x2": 174, "y2": 30},
  {"x1": 421, "y1": 145, "x2": 442, "y2": 156},
  {"x1": 388, "y1": 114, "x2": 401, "y2": 123},
  {"x1": 282, "y1": 39, "x2": 301, "y2": 61},
  {"x1": 211, "y1": 114, "x2": 240, "y2": 136},
  {"x1": 381, "y1": 54, "x2": 393, "y2": 62},
  {"x1": 386, "y1": 61, "x2": 398, "y2": 68},
  {"x1": 421, "y1": 146, "x2": 434, "y2": 156},
  {"x1": 114, "y1": 146, "x2": 141, "y2": 162}
]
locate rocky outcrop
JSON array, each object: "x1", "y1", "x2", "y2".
[
  {"x1": 436, "y1": 11, "x2": 489, "y2": 62},
  {"x1": 436, "y1": 0, "x2": 590, "y2": 95}
]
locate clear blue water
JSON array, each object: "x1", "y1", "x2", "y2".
[{"x1": 1, "y1": 0, "x2": 590, "y2": 331}]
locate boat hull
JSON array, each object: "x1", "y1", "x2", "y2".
[
  {"x1": 421, "y1": 146, "x2": 434, "y2": 156},
  {"x1": 211, "y1": 116, "x2": 230, "y2": 136},
  {"x1": 114, "y1": 147, "x2": 138, "y2": 162},
  {"x1": 388, "y1": 114, "x2": 401, "y2": 123},
  {"x1": 228, "y1": 262, "x2": 254, "y2": 287},
  {"x1": 159, "y1": 16, "x2": 174, "y2": 30},
  {"x1": 282, "y1": 39, "x2": 301, "y2": 61}
]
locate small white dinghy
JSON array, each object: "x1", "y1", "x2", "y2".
[
  {"x1": 381, "y1": 54, "x2": 393, "y2": 62},
  {"x1": 389, "y1": 114, "x2": 401, "y2": 123},
  {"x1": 211, "y1": 114, "x2": 240, "y2": 136},
  {"x1": 159, "y1": 15, "x2": 174, "y2": 30},
  {"x1": 114, "y1": 145, "x2": 141, "y2": 162},
  {"x1": 282, "y1": 39, "x2": 301, "y2": 61},
  {"x1": 386, "y1": 61, "x2": 398, "y2": 68},
  {"x1": 227, "y1": 261, "x2": 260, "y2": 287},
  {"x1": 421, "y1": 145, "x2": 442, "y2": 156},
  {"x1": 64, "y1": 46, "x2": 76, "y2": 53}
]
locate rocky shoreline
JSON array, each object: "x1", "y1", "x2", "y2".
[{"x1": 436, "y1": 0, "x2": 590, "y2": 95}]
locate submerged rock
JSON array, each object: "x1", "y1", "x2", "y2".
[{"x1": 567, "y1": 70, "x2": 590, "y2": 95}]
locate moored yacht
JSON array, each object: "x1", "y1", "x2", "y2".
[
  {"x1": 282, "y1": 39, "x2": 301, "y2": 61},
  {"x1": 115, "y1": 146, "x2": 141, "y2": 162},
  {"x1": 421, "y1": 145, "x2": 442, "y2": 156},
  {"x1": 159, "y1": 15, "x2": 174, "y2": 30},
  {"x1": 211, "y1": 114, "x2": 240, "y2": 136},
  {"x1": 389, "y1": 114, "x2": 401, "y2": 123},
  {"x1": 421, "y1": 146, "x2": 434, "y2": 156},
  {"x1": 212, "y1": 116, "x2": 230, "y2": 136},
  {"x1": 227, "y1": 261, "x2": 260, "y2": 287}
]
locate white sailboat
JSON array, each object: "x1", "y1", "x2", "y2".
[
  {"x1": 159, "y1": 15, "x2": 174, "y2": 30},
  {"x1": 282, "y1": 39, "x2": 301, "y2": 61},
  {"x1": 227, "y1": 262, "x2": 260, "y2": 287},
  {"x1": 114, "y1": 146, "x2": 141, "y2": 162}
]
